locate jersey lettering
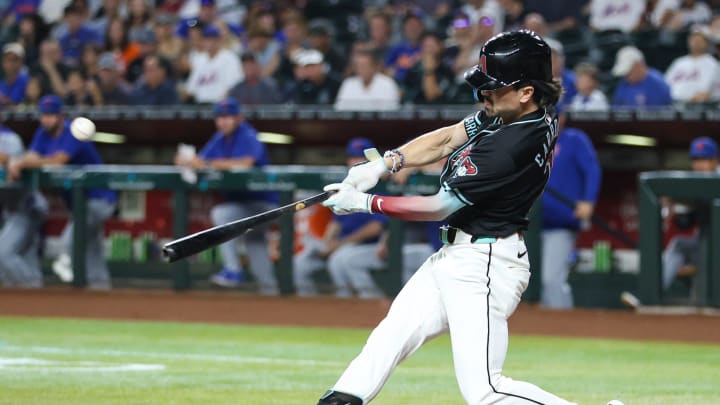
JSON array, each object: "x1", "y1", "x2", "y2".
[{"x1": 534, "y1": 114, "x2": 558, "y2": 174}]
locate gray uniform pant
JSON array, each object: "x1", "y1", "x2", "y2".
[
  {"x1": 211, "y1": 201, "x2": 278, "y2": 293},
  {"x1": 662, "y1": 234, "x2": 699, "y2": 290},
  {"x1": 0, "y1": 192, "x2": 47, "y2": 288},
  {"x1": 541, "y1": 229, "x2": 576, "y2": 309},
  {"x1": 61, "y1": 199, "x2": 116, "y2": 289}
]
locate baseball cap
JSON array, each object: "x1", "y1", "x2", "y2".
[
  {"x1": 38, "y1": 95, "x2": 63, "y2": 114},
  {"x1": 689, "y1": 24, "x2": 713, "y2": 43},
  {"x1": 612, "y1": 46, "x2": 644, "y2": 77},
  {"x1": 214, "y1": 97, "x2": 241, "y2": 116},
  {"x1": 689, "y1": 137, "x2": 718, "y2": 159},
  {"x1": 346, "y1": 137, "x2": 375, "y2": 157},
  {"x1": 293, "y1": 49, "x2": 324, "y2": 66},
  {"x1": 200, "y1": 0, "x2": 215, "y2": 6},
  {"x1": 97, "y1": 52, "x2": 119, "y2": 70},
  {"x1": 3, "y1": 42, "x2": 25, "y2": 59},
  {"x1": 202, "y1": 25, "x2": 221, "y2": 38}
]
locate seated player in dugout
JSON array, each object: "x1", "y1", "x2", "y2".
[
  {"x1": 293, "y1": 138, "x2": 388, "y2": 298},
  {"x1": 6, "y1": 95, "x2": 117, "y2": 290},
  {"x1": 174, "y1": 97, "x2": 279, "y2": 295}
]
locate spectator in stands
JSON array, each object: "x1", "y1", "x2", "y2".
[
  {"x1": 285, "y1": 48, "x2": 342, "y2": 104},
  {"x1": 500, "y1": 0, "x2": 529, "y2": 32},
  {"x1": 0, "y1": 117, "x2": 45, "y2": 288},
  {"x1": 541, "y1": 107, "x2": 602, "y2": 309},
  {"x1": 364, "y1": 11, "x2": 393, "y2": 62},
  {"x1": 462, "y1": 0, "x2": 504, "y2": 34},
  {"x1": 622, "y1": 136, "x2": 719, "y2": 308},
  {"x1": 94, "y1": 52, "x2": 130, "y2": 105},
  {"x1": 525, "y1": 0, "x2": 585, "y2": 33},
  {"x1": 665, "y1": 25, "x2": 720, "y2": 104},
  {"x1": 126, "y1": 0, "x2": 153, "y2": 39},
  {"x1": 244, "y1": 25, "x2": 282, "y2": 78},
  {"x1": 385, "y1": 11, "x2": 424, "y2": 82},
  {"x1": 88, "y1": 0, "x2": 126, "y2": 36},
  {"x1": 523, "y1": 12, "x2": 548, "y2": 37},
  {"x1": 20, "y1": 76, "x2": 42, "y2": 108},
  {"x1": 653, "y1": 0, "x2": 713, "y2": 31},
  {"x1": 450, "y1": 13, "x2": 495, "y2": 82},
  {"x1": 185, "y1": 25, "x2": 243, "y2": 104},
  {"x1": 569, "y1": 62, "x2": 610, "y2": 111},
  {"x1": 307, "y1": 19, "x2": 346, "y2": 78},
  {"x1": 8, "y1": 95, "x2": 117, "y2": 290},
  {"x1": 0, "y1": 42, "x2": 30, "y2": 108},
  {"x1": 79, "y1": 44, "x2": 101, "y2": 79},
  {"x1": 130, "y1": 54, "x2": 178, "y2": 105},
  {"x1": 590, "y1": 0, "x2": 647, "y2": 32},
  {"x1": 545, "y1": 38, "x2": 577, "y2": 108},
  {"x1": 126, "y1": 28, "x2": 158, "y2": 84},
  {"x1": 58, "y1": 4, "x2": 101, "y2": 67},
  {"x1": 31, "y1": 39, "x2": 69, "y2": 98},
  {"x1": 401, "y1": 31, "x2": 455, "y2": 104},
  {"x1": 103, "y1": 16, "x2": 138, "y2": 73},
  {"x1": 155, "y1": 13, "x2": 183, "y2": 65},
  {"x1": 226, "y1": 52, "x2": 283, "y2": 105},
  {"x1": 293, "y1": 137, "x2": 388, "y2": 298},
  {"x1": 273, "y1": 15, "x2": 308, "y2": 88},
  {"x1": 174, "y1": 97, "x2": 279, "y2": 295},
  {"x1": 63, "y1": 69, "x2": 101, "y2": 106},
  {"x1": 335, "y1": 49, "x2": 400, "y2": 111},
  {"x1": 611, "y1": 45, "x2": 673, "y2": 107},
  {"x1": 14, "y1": 13, "x2": 47, "y2": 68}
]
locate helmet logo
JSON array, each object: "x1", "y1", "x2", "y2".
[{"x1": 480, "y1": 55, "x2": 487, "y2": 74}]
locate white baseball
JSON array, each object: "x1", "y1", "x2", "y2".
[
  {"x1": 70, "y1": 117, "x2": 96, "y2": 141},
  {"x1": 607, "y1": 400, "x2": 625, "y2": 405}
]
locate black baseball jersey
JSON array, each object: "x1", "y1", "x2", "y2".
[{"x1": 440, "y1": 107, "x2": 558, "y2": 237}]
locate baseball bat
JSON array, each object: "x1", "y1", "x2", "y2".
[{"x1": 162, "y1": 191, "x2": 331, "y2": 262}]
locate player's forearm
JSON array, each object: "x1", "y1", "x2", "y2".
[
  {"x1": 368, "y1": 188, "x2": 465, "y2": 221},
  {"x1": 386, "y1": 122, "x2": 465, "y2": 169},
  {"x1": 208, "y1": 158, "x2": 254, "y2": 170}
]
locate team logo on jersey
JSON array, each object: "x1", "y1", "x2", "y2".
[{"x1": 450, "y1": 146, "x2": 477, "y2": 177}]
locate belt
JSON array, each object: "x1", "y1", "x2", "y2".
[{"x1": 439, "y1": 225, "x2": 522, "y2": 245}]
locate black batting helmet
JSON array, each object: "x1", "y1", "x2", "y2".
[{"x1": 464, "y1": 30, "x2": 552, "y2": 91}]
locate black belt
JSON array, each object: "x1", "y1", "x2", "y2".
[{"x1": 439, "y1": 226, "x2": 522, "y2": 244}]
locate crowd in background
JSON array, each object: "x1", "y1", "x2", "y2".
[{"x1": 0, "y1": 0, "x2": 719, "y2": 111}]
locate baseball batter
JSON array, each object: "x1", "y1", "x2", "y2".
[{"x1": 317, "y1": 31, "x2": 578, "y2": 405}]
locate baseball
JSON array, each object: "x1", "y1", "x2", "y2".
[
  {"x1": 607, "y1": 400, "x2": 625, "y2": 405},
  {"x1": 70, "y1": 117, "x2": 96, "y2": 141}
]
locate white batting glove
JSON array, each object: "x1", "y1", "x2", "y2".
[
  {"x1": 342, "y1": 148, "x2": 389, "y2": 192},
  {"x1": 322, "y1": 183, "x2": 372, "y2": 215}
]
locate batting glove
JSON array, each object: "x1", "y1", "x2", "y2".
[
  {"x1": 322, "y1": 183, "x2": 372, "y2": 215},
  {"x1": 342, "y1": 149, "x2": 388, "y2": 192}
]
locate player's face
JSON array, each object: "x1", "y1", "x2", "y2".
[
  {"x1": 40, "y1": 113, "x2": 62, "y2": 134},
  {"x1": 480, "y1": 84, "x2": 533, "y2": 121},
  {"x1": 691, "y1": 158, "x2": 718, "y2": 173},
  {"x1": 215, "y1": 115, "x2": 240, "y2": 135}
]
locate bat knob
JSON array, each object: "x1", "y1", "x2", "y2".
[{"x1": 162, "y1": 246, "x2": 177, "y2": 262}]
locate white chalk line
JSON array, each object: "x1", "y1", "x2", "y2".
[
  {"x1": 0, "y1": 344, "x2": 344, "y2": 368},
  {"x1": 0, "y1": 356, "x2": 165, "y2": 372}
]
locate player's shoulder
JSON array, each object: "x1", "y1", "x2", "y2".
[{"x1": 502, "y1": 107, "x2": 555, "y2": 134}]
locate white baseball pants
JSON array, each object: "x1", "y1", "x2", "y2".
[{"x1": 331, "y1": 233, "x2": 575, "y2": 404}]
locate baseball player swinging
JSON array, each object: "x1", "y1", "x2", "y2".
[{"x1": 317, "y1": 30, "x2": 578, "y2": 405}]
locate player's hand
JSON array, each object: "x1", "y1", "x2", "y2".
[
  {"x1": 574, "y1": 201, "x2": 594, "y2": 220},
  {"x1": 342, "y1": 153, "x2": 388, "y2": 192},
  {"x1": 322, "y1": 183, "x2": 372, "y2": 215}
]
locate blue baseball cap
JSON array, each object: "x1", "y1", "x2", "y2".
[
  {"x1": 202, "y1": 25, "x2": 221, "y2": 38},
  {"x1": 214, "y1": 97, "x2": 240, "y2": 116},
  {"x1": 38, "y1": 95, "x2": 63, "y2": 114},
  {"x1": 346, "y1": 137, "x2": 375, "y2": 157},
  {"x1": 689, "y1": 137, "x2": 718, "y2": 159}
]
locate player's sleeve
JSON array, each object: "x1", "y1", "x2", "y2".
[
  {"x1": 3, "y1": 132, "x2": 25, "y2": 157},
  {"x1": 28, "y1": 129, "x2": 45, "y2": 154},
  {"x1": 461, "y1": 110, "x2": 487, "y2": 139},
  {"x1": 198, "y1": 135, "x2": 218, "y2": 159},
  {"x1": 55, "y1": 129, "x2": 84, "y2": 158},
  {"x1": 232, "y1": 129, "x2": 263, "y2": 162}
]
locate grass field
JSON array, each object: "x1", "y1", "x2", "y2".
[{"x1": 0, "y1": 317, "x2": 718, "y2": 405}]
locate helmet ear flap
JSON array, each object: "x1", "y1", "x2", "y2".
[{"x1": 473, "y1": 88, "x2": 483, "y2": 103}]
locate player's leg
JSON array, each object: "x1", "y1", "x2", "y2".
[
  {"x1": 662, "y1": 235, "x2": 698, "y2": 290},
  {"x1": 440, "y1": 238, "x2": 575, "y2": 404},
  {"x1": 293, "y1": 239, "x2": 326, "y2": 296},
  {"x1": 83, "y1": 199, "x2": 116, "y2": 290},
  {"x1": 0, "y1": 210, "x2": 43, "y2": 287},
  {"x1": 540, "y1": 229, "x2": 575, "y2": 309},
  {"x1": 243, "y1": 201, "x2": 279, "y2": 294},
  {"x1": 326, "y1": 251, "x2": 448, "y2": 403},
  {"x1": 326, "y1": 244, "x2": 357, "y2": 297},
  {"x1": 210, "y1": 202, "x2": 245, "y2": 285},
  {"x1": 328, "y1": 243, "x2": 385, "y2": 298},
  {"x1": 401, "y1": 243, "x2": 435, "y2": 284}
]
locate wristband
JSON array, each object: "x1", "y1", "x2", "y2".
[{"x1": 383, "y1": 149, "x2": 406, "y2": 174}]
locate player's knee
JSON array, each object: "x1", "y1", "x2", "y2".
[{"x1": 317, "y1": 390, "x2": 363, "y2": 405}]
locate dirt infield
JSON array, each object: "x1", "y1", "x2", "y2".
[{"x1": 1, "y1": 288, "x2": 719, "y2": 344}]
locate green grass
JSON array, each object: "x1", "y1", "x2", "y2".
[{"x1": 0, "y1": 317, "x2": 718, "y2": 404}]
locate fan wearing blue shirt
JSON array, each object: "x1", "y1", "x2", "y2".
[
  {"x1": 293, "y1": 138, "x2": 389, "y2": 298},
  {"x1": 541, "y1": 109, "x2": 601, "y2": 308},
  {"x1": 0, "y1": 43, "x2": 30, "y2": 108},
  {"x1": 7, "y1": 95, "x2": 117, "y2": 290},
  {"x1": 59, "y1": 4, "x2": 102, "y2": 67},
  {"x1": 174, "y1": 97, "x2": 279, "y2": 294},
  {"x1": 611, "y1": 46, "x2": 672, "y2": 108}
]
